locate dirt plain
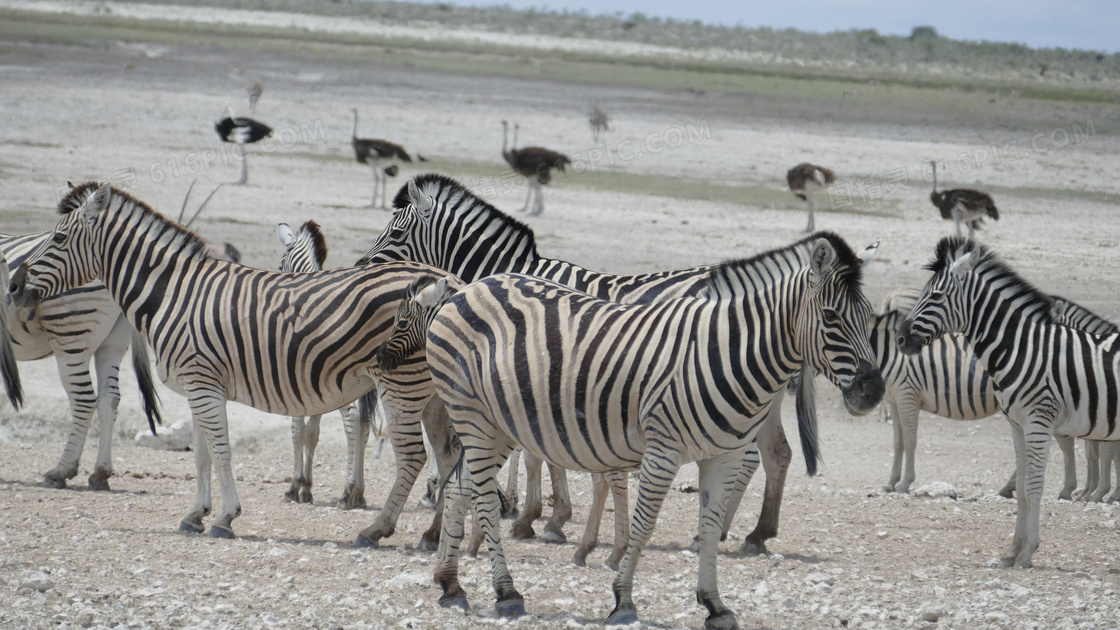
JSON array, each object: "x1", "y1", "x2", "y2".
[{"x1": 1, "y1": 3, "x2": 1120, "y2": 629}]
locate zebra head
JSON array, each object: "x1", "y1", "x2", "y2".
[
  {"x1": 795, "y1": 236, "x2": 884, "y2": 415},
  {"x1": 376, "y1": 274, "x2": 462, "y2": 373},
  {"x1": 10, "y1": 182, "x2": 110, "y2": 307},
  {"x1": 277, "y1": 221, "x2": 328, "y2": 273},
  {"x1": 355, "y1": 178, "x2": 434, "y2": 266},
  {"x1": 897, "y1": 237, "x2": 978, "y2": 355}
]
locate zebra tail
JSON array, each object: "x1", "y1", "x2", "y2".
[
  {"x1": 794, "y1": 364, "x2": 821, "y2": 477},
  {"x1": 130, "y1": 330, "x2": 162, "y2": 435},
  {"x1": 0, "y1": 256, "x2": 24, "y2": 410},
  {"x1": 357, "y1": 388, "x2": 379, "y2": 426},
  {"x1": 435, "y1": 437, "x2": 467, "y2": 518}
]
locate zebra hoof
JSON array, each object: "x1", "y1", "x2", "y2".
[
  {"x1": 353, "y1": 534, "x2": 380, "y2": 549},
  {"x1": 510, "y1": 521, "x2": 536, "y2": 540},
  {"x1": 299, "y1": 489, "x2": 313, "y2": 504},
  {"x1": 438, "y1": 592, "x2": 469, "y2": 612},
  {"x1": 416, "y1": 536, "x2": 438, "y2": 552},
  {"x1": 179, "y1": 520, "x2": 205, "y2": 535},
  {"x1": 739, "y1": 539, "x2": 767, "y2": 556},
  {"x1": 43, "y1": 475, "x2": 67, "y2": 490},
  {"x1": 539, "y1": 528, "x2": 566, "y2": 544},
  {"x1": 209, "y1": 525, "x2": 236, "y2": 539},
  {"x1": 496, "y1": 594, "x2": 526, "y2": 619},
  {"x1": 705, "y1": 609, "x2": 740, "y2": 630},
  {"x1": 606, "y1": 607, "x2": 639, "y2": 626},
  {"x1": 87, "y1": 476, "x2": 111, "y2": 492},
  {"x1": 283, "y1": 487, "x2": 299, "y2": 503},
  {"x1": 571, "y1": 551, "x2": 588, "y2": 567}
]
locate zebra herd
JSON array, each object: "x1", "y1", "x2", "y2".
[{"x1": 2, "y1": 174, "x2": 1119, "y2": 627}]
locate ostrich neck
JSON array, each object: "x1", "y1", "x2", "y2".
[
  {"x1": 351, "y1": 111, "x2": 359, "y2": 140},
  {"x1": 931, "y1": 164, "x2": 938, "y2": 193}
]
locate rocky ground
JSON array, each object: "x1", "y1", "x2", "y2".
[{"x1": 1, "y1": 3, "x2": 1120, "y2": 629}]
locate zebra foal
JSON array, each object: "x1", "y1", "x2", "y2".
[
  {"x1": 386, "y1": 234, "x2": 884, "y2": 628},
  {"x1": 898, "y1": 237, "x2": 1120, "y2": 568},
  {"x1": 10, "y1": 182, "x2": 450, "y2": 538}
]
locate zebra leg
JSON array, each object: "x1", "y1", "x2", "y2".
[
  {"x1": 742, "y1": 407, "x2": 791, "y2": 554},
  {"x1": 287, "y1": 416, "x2": 307, "y2": 503},
  {"x1": 693, "y1": 441, "x2": 759, "y2": 553},
  {"x1": 511, "y1": 451, "x2": 544, "y2": 539},
  {"x1": 43, "y1": 356, "x2": 97, "y2": 489},
  {"x1": 419, "y1": 396, "x2": 460, "y2": 551},
  {"x1": 88, "y1": 325, "x2": 129, "y2": 491},
  {"x1": 473, "y1": 443, "x2": 525, "y2": 618},
  {"x1": 302, "y1": 414, "x2": 322, "y2": 504},
  {"x1": 1107, "y1": 444, "x2": 1120, "y2": 504},
  {"x1": 1090, "y1": 441, "x2": 1114, "y2": 502},
  {"x1": 885, "y1": 400, "x2": 904, "y2": 492},
  {"x1": 608, "y1": 444, "x2": 683, "y2": 626},
  {"x1": 1055, "y1": 434, "x2": 1076, "y2": 501},
  {"x1": 695, "y1": 451, "x2": 744, "y2": 630},
  {"x1": 435, "y1": 459, "x2": 472, "y2": 611},
  {"x1": 190, "y1": 394, "x2": 241, "y2": 539},
  {"x1": 573, "y1": 473, "x2": 609, "y2": 567},
  {"x1": 894, "y1": 398, "x2": 921, "y2": 494},
  {"x1": 503, "y1": 447, "x2": 521, "y2": 518},
  {"x1": 337, "y1": 404, "x2": 369, "y2": 509},
  {"x1": 603, "y1": 471, "x2": 630, "y2": 571},
  {"x1": 541, "y1": 463, "x2": 572, "y2": 543},
  {"x1": 1004, "y1": 417, "x2": 1052, "y2": 568},
  {"x1": 355, "y1": 405, "x2": 427, "y2": 548},
  {"x1": 180, "y1": 418, "x2": 212, "y2": 534},
  {"x1": 1078, "y1": 440, "x2": 1100, "y2": 501}
]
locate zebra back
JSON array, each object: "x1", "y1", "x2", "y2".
[{"x1": 1051, "y1": 295, "x2": 1118, "y2": 336}]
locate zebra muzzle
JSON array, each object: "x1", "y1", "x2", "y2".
[
  {"x1": 8, "y1": 264, "x2": 42, "y2": 308},
  {"x1": 842, "y1": 359, "x2": 885, "y2": 416},
  {"x1": 895, "y1": 320, "x2": 927, "y2": 356},
  {"x1": 376, "y1": 341, "x2": 399, "y2": 373}
]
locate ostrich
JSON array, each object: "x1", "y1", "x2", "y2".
[
  {"x1": 247, "y1": 81, "x2": 262, "y2": 114},
  {"x1": 351, "y1": 108, "x2": 413, "y2": 209},
  {"x1": 786, "y1": 162, "x2": 836, "y2": 232},
  {"x1": 214, "y1": 106, "x2": 272, "y2": 185},
  {"x1": 501, "y1": 120, "x2": 571, "y2": 216},
  {"x1": 929, "y1": 161, "x2": 999, "y2": 238},
  {"x1": 589, "y1": 103, "x2": 609, "y2": 142}
]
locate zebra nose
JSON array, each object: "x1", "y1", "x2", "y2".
[
  {"x1": 843, "y1": 359, "x2": 885, "y2": 415},
  {"x1": 376, "y1": 341, "x2": 398, "y2": 373}
]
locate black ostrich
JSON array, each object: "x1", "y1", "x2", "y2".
[
  {"x1": 351, "y1": 108, "x2": 413, "y2": 209},
  {"x1": 929, "y1": 161, "x2": 999, "y2": 238},
  {"x1": 786, "y1": 162, "x2": 836, "y2": 232},
  {"x1": 501, "y1": 120, "x2": 571, "y2": 216},
  {"x1": 214, "y1": 106, "x2": 272, "y2": 185}
]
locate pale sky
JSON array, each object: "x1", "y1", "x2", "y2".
[{"x1": 414, "y1": 0, "x2": 1119, "y2": 53}]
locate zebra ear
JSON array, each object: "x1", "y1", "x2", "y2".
[
  {"x1": 276, "y1": 223, "x2": 295, "y2": 247},
  {"x1": 809, "y1": 238, "x2": 837, "y2": 281},
  {"x1": 415, "y1": 277, "x2": 454, "y2": 309},
  {"x1": 1050, "y1": 298, "x2": 1067, "y2": 319},
  {"x1": 858, "y1": 240, "x2": 880, "y2": 264},
  {"x1": 82, "y1": 183, "x2": 113, "y2": 223},
  {"x1": 949, "y1": 252, "x2": 975, "y2": 278},
  {"x1": 408, "y1": 179, "x2": 434, "y2": 218}
]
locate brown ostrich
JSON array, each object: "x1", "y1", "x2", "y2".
[
  {"x1": 786, "y1": 162, "x2": 836, "y2": 232},
  {"x1": 501, "y1": 120, "x2": 571, "y2": 216},
  {"x1": 351, "y1": 108, "x2": 413, "y2": 209},
  {"x1": 929, "y1": 161, "x2": 999, "y2": 238}
]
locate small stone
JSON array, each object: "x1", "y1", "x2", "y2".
[
  {"x1": 19, "y1": 571, "x2": 54, "y2": 592},
  {"x1": 922, "y1": 611, "x2": 941, "y2": 622},
  {"x1": 876, "y1": 531, "x2": 888, "y2": 539}
]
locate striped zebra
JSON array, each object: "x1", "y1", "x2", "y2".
[
  {"x1": 1, "y1": 185, "x2": 196, "y2": 491},
  {"x1": 357, "y1": 174, "x2": 824, "y2": 560},
  {"x1": 0, "y1": 250, "x2": 24, "y2": 410},
  {"x1": 871, "y1": 288, "x2": 1076, "y2": 497},
  {"x1": 898, "y1": 237, "x2": 1120, "y2": 568},
  {"x1": 384, "y1": 234, "x2": 884, "y2": 626},
  {"x1": 10, "y1": 182, "x2": 451, "y2": 538}
]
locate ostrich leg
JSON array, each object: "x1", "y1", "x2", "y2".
[
  {"x1": 803, "y1": 195, "x2": 815, "y2": 232},
  {"x1": 236, "y1": 144, "x2": 248, "y2": 185}
]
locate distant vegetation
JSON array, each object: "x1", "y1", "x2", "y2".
[{"x1": 113, "y1": 0, "x2": 1119, "y2": 83}]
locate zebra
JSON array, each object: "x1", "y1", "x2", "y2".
[
  {"x1": 898, "y1": 237, "x2": 1120, "y2": 568},
  {"x1": 0, "y1": 250, "x2": 24, "y2": 410},
  {"x1": 870, "y1": 288, "x2": 1078, "y2": 498},
  {"x1": 382, "y1": 233, "x2": 884, "y2": 627},
  {"x1": 9, "y1": 182, "x2": 453, "y2": 539},
  {"x1": 1080, "y1": 441, "x2": 1120, "y2": 503},
  {"x1": 1, "y1": 184, "x2": 205, "y2": 491},
  {"x1": 357, "y1": 173, "x2": 824, "y2": 560}
]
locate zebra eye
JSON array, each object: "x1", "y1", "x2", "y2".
[
  {"x1": 823, "y1": 309, "x2": 841, "y2": 324},
  {"x1": 53, "y1": 232, "x2": 66, "y2": 244},
  {"x1": 930, "y1": 290, "x2": 945, "y2": 302}
]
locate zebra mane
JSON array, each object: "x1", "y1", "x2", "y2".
[
  {"x1": 926, "y1": 236, "x2": 1055, "y2": 324},
  {"x1": 59, "y1": 181, "x2": 213, "y2": 261},
  {"x1": 300, "y1": 220, "x2": 329, "y2": 268},
  {"x1": 393, "y1": 173, "x2": 540, "y2": 258},
  {"x1": 706, "y1": 231, "x2": 864, "y2": 297}
]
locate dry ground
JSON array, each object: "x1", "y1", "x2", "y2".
[{"x1": 1, "y1": 4, "x2": 1120, "y2": 629}]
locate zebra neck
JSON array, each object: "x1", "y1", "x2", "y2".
[
  {"x1": 95, "y1": 204, "x2": 211, "y2": 336},
  {"x1": 962, "y1": 279, "x2": 1050, "y2": 386}
]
